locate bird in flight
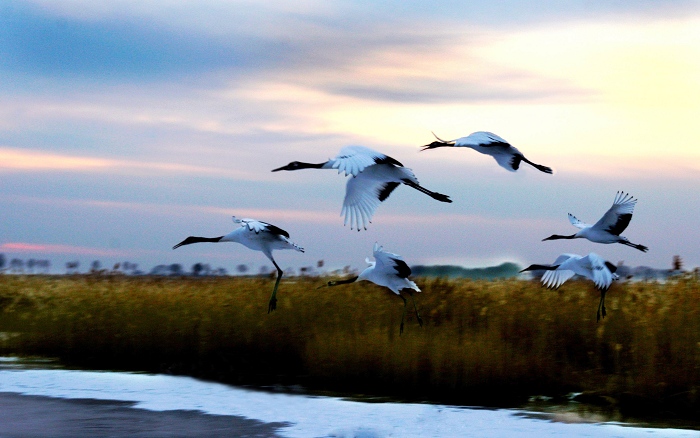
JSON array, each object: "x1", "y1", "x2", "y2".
[
  {"x1": 542, "y1": 191, "x2": 648, "y2": 252},
  {"x1": 173, "y1": 216, "x2": 304, "y2": 313},
  {"x1": 321, "y1": 242, "x2": 422, "y2": 334},
  {"x1": 421, "y1": 131, "x2": 553, "y2": 174},
  {"x1": 272, "y1": 145, "x2": 452, "y2": 231},
  {"x1": 521, "y1": 252, "x2": 619, "y2": 321}
]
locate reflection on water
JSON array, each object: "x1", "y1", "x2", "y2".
[
  {"x1": 1, "y1": 357, "x2": 698, "y2": 438},
  {"x1": 0, "y1": 356, "x2": 63, "y2": 369},
  {"x1": 521, "y1": 394, "x2": 700, "y2": 431}
]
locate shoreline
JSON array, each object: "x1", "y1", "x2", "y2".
[
  {"x1": 0, "y1": 392, "x2": 288, "y2": 438},
  {"x1": 2, "y1": 366, "x2": 699, "y2": 438}
]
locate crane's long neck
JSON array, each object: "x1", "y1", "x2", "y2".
[
  {"x1": 295, "y1": 162, "x2": 327, "y2": 169},
  {"x1": 327, "y1": 276, "x2": 359, "y2": 287},
  {"x1": 520, "y1": 264, "x2": 559, "y2": 272},
  {"x1": 172, "y1": 236, "x2": 223, "y2": 249},
  {"x1": 542, "y1": 234, "x2": 577, "y2": 242},
  {"x1": 420, "y1": 140, "x2": 455, "y2": 151},
  {"x1": 272, "y1": 161, "x2": 329, "y2": 172}
]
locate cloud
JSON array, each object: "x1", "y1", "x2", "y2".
[
  {"x1": 0, "y1": 147, "x2": 110, "y2": 170},
  {"x1": 9, "y1": 0, "x2": 686, "y2": 119},
  {"x1": 344, "y1": 0, "x2": 699, "y2": 25},
  {"x1": 0, "y1": 3, "x2": 282, "y2": 82},
  {"x1": 0, "y1": 147, "x2": 271, "y2": 181},
  {"x1": 0, "y1": 0, "x2": 637, "y2": 105},
  {"x1": 0, "y1": 193, "x2": 343, "y2": 227},
  {"x1": 320, "y1": 71, "x2": 589, "y2": 104},
  {"x1": 0, "y1": 242, "x2": 135, "y2": 257}
]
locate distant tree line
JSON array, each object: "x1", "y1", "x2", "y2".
[
  {"x1": 0, "y1": 254, "x2": 336, "y2": 278},
  {"x1": 0, "y1": 255, "x2": 51, "y2": 274},
  {"x1": 410, "y1": 262, "x2": 522, "y2": 279},
  {"x1": 2, "y1": 253, "x2": 694, "y2": 280}
]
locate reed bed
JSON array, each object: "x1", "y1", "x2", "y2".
[{"x1": 0, "y1": 274, "x2": 698, "y2": 417}]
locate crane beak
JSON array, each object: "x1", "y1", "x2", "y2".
[{"x1": 271, "y1": 165, "x2": 287, "y2": 172}]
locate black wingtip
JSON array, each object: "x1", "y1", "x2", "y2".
[
  {"x1": 432, "y1": 193, "x2": 452, "y2": 203},
  {"x1": 531, "y1": 163, "x2": 553, "y2": 174}
]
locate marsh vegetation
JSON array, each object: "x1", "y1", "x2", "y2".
[{"x1": 0, "y1": 274, "x2": 698, "y2": 419}]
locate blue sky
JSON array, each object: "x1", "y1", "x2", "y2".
[{"x1": 1, "y1": 0, "x2": 699, "y2": 274}]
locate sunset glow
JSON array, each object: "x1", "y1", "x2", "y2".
[{"x1": 1, "y1": 1, "x2": 698, "y2": 272}]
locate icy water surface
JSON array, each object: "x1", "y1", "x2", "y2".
[{"x1": 0, "y1": 357, "x2": 698, "y2": 437}]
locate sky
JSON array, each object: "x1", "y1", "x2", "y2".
[{"x1": 1, "y1": 0, "x2": 699, "y2": 275}]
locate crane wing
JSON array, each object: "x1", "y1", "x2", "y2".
[
  {"x1": 341, "y1": 173, "x2": 400, "y2": 231},
  {"x1": 456, "y1": 131, "x2": 511, "y2": 147},
  {"x1": 591, "y1": 192, "x2": 637, "y2": 236},
  {"x1": 372, "y1": 243, "x2": 411, "y2": 279},
  {"x1": 580, "y1": 253, "x2": 614, "y2": 290},
  {"x1": 455, "y1": 132, "x2": 520, "y2": 172},
  {"x1": 541, "y1": 269, "x2": 576, "y2": 289},
  {"x1": 552, "y1": 253, "x2": 578, "y2": 265},
  {"x1": 568, "y1": 213, "x2": 589, "y2": 229},
  {"x1": 331, "y1": 145, "x2": 402, "y2": 177},
  {"x1": 233, "y1": 217, "x2": 289, "y2": 238},
  {"x1": 489, "y1": 154, "x2": 516, "y2": 172}
]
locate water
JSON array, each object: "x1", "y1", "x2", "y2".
[{"x1": 0, "y1": 357, "x2": 697, "y2": 437}]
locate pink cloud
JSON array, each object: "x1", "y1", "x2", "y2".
[
  {"x1": 0, "y1": 147, "x2": 270, "y2": 181},
  {"x1": 0, "y1": 242, "x2": 131, "y2": 257}
]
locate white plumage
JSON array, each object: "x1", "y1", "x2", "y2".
[
  {"x1": 323, "y1": 243, "x2": 422, "y2": 333},
  {"x1": 173, "y1": 216, "x2": 304, "y2": 313},
  {"x1": 272, "y1": 145, "x2": 451, "y2": 231},
  {"x1": 521, "y1": 252, "x2": 619, "y2": 321},
  {"x1": 543, "y1": 191, "x2": 648, "y2": 252},
  {"x1": 421, "y1": 131, "x2": 553, "y2": 174},
  {"x1": 358, "y1": 242, "x2": 421, "y2": 295}
]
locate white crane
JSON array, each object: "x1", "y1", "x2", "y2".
[
  {"x1": 272, "y1": 145, "x2": 452, "y2": 231},
  {"x1": 320, "y1": 243, "x2": 422, "y2": 334},
  {"x1": 172, "y1": 216, "x2": 304, "y2": 313},
  {"x1": 520, "y1": 252, "x2": 619, "y2": 321},
  {"x1": 542, "y1": 191, "x2": 648, "y2": 252},
  {"x1": 421, "y1": 131, "x2": 553, "y2": 174}
]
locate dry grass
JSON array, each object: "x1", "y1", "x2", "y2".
[{"x1": 1, "y1": 273, "x2": 699, "y2": 416}]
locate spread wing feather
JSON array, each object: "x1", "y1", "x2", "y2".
[
  {"x1": 332, "y1": 145, "x2": 397, "y2": 177},
  {"x1": 568, "y1": 213, "x2": 589, "y2": 229},
  {"x1": 233, "y1": 217, "x2": 290, "y2": 238},
  {"x1": 341, "y1": 174, "x2": 401, "y2": 231},
  {"x1": 373, "y1": 244, "x2": 411, "y2": 279},
  {"x1": 581, "y1": 253, "x2": 615, "y2": 290},
  {"x1": 455, "y1": 131, "x2": 511, "y2": 147},
  {"x1": 592, "y1": 191, "x2": 637, "y2": 235},
  {"x1": 541, "y1": 269, "x2": 576, "y2": 289}
]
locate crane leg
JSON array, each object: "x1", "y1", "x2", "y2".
[
  {"x1": 399, "y1": 295, "x2": 407, "y2": 335},
  {"x1": 409, "y1": 292, "x2": 423, "y2": 327},
  {"x1": 268, "y1": 260, "x2": 283, "y2": 314},
  {"x1": 597, "y1": 290, "x2": 607, "y2": 322}
]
